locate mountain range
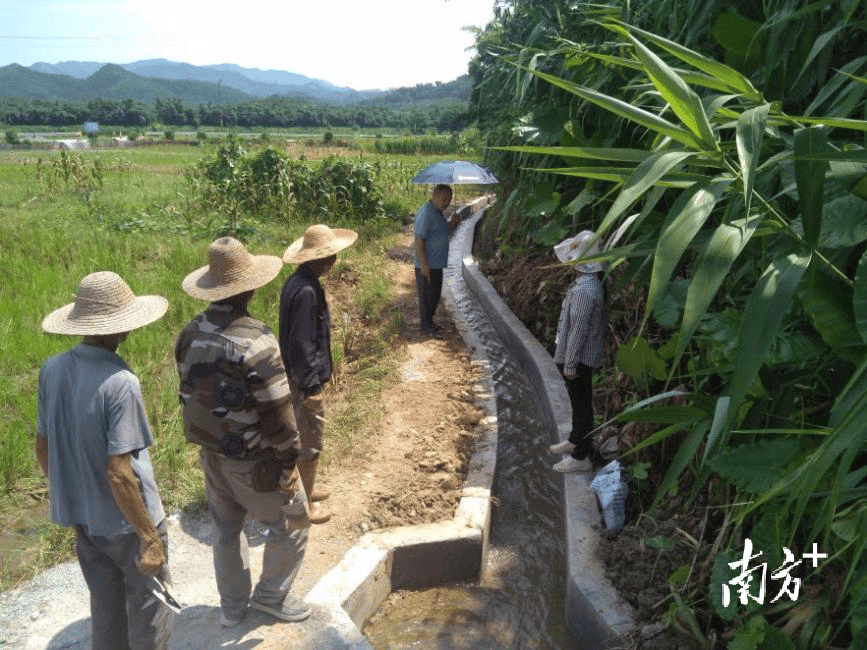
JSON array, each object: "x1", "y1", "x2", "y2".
[{"x1": 12, "y1": 59, "x2": 389, "y2": 104}]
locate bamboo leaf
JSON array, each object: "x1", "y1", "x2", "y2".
[
  {"x1": 736, "y1": 104, "x2": 771, "y2": 215},
  {"x1": 541, "y1": 166, "x2": 711, "y2": 188},
  {"x1": 652, "y1": 420, "x2": 709, "y2": 510},
  {"x1": 676, "y1": 215, "x2": 762, "y2": 362},
  {"x1": 607, "y1": 21, "x2": 763, "y2": 102},
  {"x1": 597, "y1": 151, "x2": 696, "y2": 238},
  {"x1": 525, "y1": 67, "x2": 708, "y2": 150},
  {"x1": 853, "y1": 249, "x2": 867, "y2": 345},
  {"x1": 780, "y1": 116, "x2": 867, "y2": 132},
  {"x1": 727, "y1": 253, "x2": 811, "y2": 427},
  {"x1": 790, "y1": 26, "x2": 842, "y2": 90},
  {"x1": 494, "y1": 145, "x2": 653, "y2": 163},
  {"x1": 644, "y1": 179, "x2": 732, "y2": 331},
  {"x1": 794, "y1": 127, "x2": 828, "y2": 246},
  {"x1": 622, "y1": 33, "x2": 719, "y2": 151}
]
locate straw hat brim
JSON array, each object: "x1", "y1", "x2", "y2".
[
  {"x1": 182, "y1": 255, "x2": 283, "y2": 301},
  {"x1": 42, "y1": 295, "x2": 169, "y2": 335},
  {"x1": 283, "y1": 229, "x2": 358, "y2": 264}
]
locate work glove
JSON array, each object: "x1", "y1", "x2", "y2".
[
  {"x1": 279, "y1": 464, "x2": 300, "y2": 497},
  {"x1": 136, "y1": 535, "x2": 166, "y2": 577},
  {"x1": 303, "y1": 392, "x2": 324, "y2": 414}
]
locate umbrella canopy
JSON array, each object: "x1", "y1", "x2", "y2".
[{"x1": 412, "y1": 160, "x2": 499, "y2": 185}]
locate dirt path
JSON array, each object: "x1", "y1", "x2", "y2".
[{"x1": 0, "y1": 229, "x2": 483, "y2": 649}]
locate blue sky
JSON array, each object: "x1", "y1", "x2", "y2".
[{"x1": 0, "y1": 0, "x2": 497, "y2": 90}]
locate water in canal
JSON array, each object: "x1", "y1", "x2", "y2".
[{"x1": 363, "y1": 213, "x2": 579, "y2": 648}]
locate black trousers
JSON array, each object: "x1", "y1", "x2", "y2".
[
  {"x1": 415, "y1": 267, "x2": 443, "y2": 330},
  {"x1": 559, "y1": 362, "x2": 595, "y2": 460}
]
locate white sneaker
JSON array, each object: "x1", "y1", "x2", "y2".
[
  {"x1": 549, "y1": 440, "x2": 575, "y2": 454},
  {"x1": 553, "y1": 456, "x2": 592, "y2": 473}
]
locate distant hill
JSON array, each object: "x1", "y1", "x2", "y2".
[
  {"x1": 25, "y1": 59, "x2": 386, "y2": 104},
  {"x1": 0, "y1": 64, "x2": 254, "y2": 105}
]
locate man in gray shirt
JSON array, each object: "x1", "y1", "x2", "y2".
[{"x1": 36, "y1": 271, "x2": 172, "y2": 650}]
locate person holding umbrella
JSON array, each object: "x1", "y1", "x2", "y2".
[{"x1": 413, "y1": 183, "x2": 453, "y2": 336}]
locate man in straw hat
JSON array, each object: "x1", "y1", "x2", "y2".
[
  {"x1": 279, "y1": 224, "x2": 357, "y2": 524},
  {"x1": 36, "y1": 271, "x2": 173, "y2": 649},
  {"x1": 414, "y1": 183, "x2": 453, "y2": 336},
  {"x1": 548, "y1": 230, "x2": 609, "y2": 473},
  {"x1": 175, "y1": 237, "x2": 310, "y2": 627}
]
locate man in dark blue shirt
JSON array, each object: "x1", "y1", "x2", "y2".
[{"x1": 413, "y1": 184, "x2": 453, "y2": 336}]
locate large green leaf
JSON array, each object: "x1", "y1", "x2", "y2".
[
  {"x1": 819, "y1": 194, "x2": 867, "y2": 248},
  {"x1": 797, "y1": 265, "x2": 862, "y2": 358},
  {"x1": 794, "y1": 127, "x2": 829, "y2": 246},
  {"x1": 727, "y1": 253, "x2": 811, "y2": 428},
  {"x1": 736, "y1": 104, "x2": 771, "y2": 215},
  {"x1": 644, "y1": 179, "x2": 732, "y2": 331},
  {"x1": 610, "y1": 21, "x2": 763, "y2": 102},
  {"x1": 615, "y1": 335, "x2": 668, "y2": 380},
  {"x1": 829, "y1": 146, "x2": 867, "y2": 200},
  {"x1": 623, "y1": 33, "x2": 719, "y2": 151},
  {"x1": 677, "y1": 214, "x2": 763, "y2": 362},
  {"x1": 708, "y1": 438, "x2": 804, "y2": 494},
  {"x1": 525, "y1": 67, "x2": 708, "y2": 150}
]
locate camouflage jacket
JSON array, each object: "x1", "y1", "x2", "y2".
[{"x1": 174, "y1": 303, "x2": 300, "y2": 464}]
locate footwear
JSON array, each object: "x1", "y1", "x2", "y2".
[
  {"x1": 297, "y1": 458, "x2": 332, "y2": 524},
  {"x1": 308, "y1": 500, "x2": 332, "y2": 524},
  {"x1": 553, "y1": 456, "x2": 593, "y2": 473},
  {"x1": 310, "y1": 486, "x2": 330, "y2": 502},
  {"x1": 251, "y1": 595, "x2": 311, "y2": 622},
  {"x1": 220, "y1": 609, "x2": 246, "y2": 628},
  {"x1": 549, "y1": 440, "x2": 575, "y2": 454}
]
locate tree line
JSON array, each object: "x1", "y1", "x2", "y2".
[{"x1": 0, "y1": 95, "x2": 470, "y2": 132}]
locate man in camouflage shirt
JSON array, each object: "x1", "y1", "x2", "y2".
[{"x1": 175, "y1": 237, "x2": 311, "y2": 628}]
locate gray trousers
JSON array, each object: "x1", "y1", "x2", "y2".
[
  {"x1": 74, "y1": 521, "x2": 172, "y2": 650},
  {"x1": 288, "y1": 377, "x2": 326, "y2": 461},
  {"x1": 200, "y1": 448, "x2": 309, "y2": 619}
]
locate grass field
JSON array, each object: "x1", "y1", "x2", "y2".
[{"x1": 0, "y1": 140, "x2": 466, "y2": 589}]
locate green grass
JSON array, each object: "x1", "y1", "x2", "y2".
[{"x1": 0, "y1": 141, "x2": 461, "y2": 589}]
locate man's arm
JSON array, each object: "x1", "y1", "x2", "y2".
[
  {"x1": 415, "y1": 236, "x2": 430, "y2": 280},
  {"x1": 106, "y1": 453, "x2": 165, "y2": 576},
  {"x1": 35, "y1": 434, "x2": 49, "y2": 476}
]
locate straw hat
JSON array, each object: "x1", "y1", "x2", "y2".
[
  {"x1": 182, "y1": 236, "x2": 283, "y2": 301},
  {"x1": 42, "y1": 271, "x2": 168, "y2": 335},
  {"x1": 283, "y1": 224, "x2": 358, "y2": 264},
  {"x1": 553, "y1": 230, "x2": 605, "y2": 273}
]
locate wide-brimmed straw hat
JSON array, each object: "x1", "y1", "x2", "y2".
[
  {"x1": 553, "y1": 230, "x2": 605, "y2": 273},
  {"x1": 283, "y1": 224, "x2": 358, "y2": 264},
  {"x1": 42, "y1": 271, "x2": 168, "y2": 335},
  {"x1": 183, "y1": 236, "x2": 283, "y2": 301}
]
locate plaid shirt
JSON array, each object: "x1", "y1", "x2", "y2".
[
  {"x1": 553, "y1": 273, "x2": 608, "y2": 374},
  {"x1": 175, "y1": 303, "x2": 300, "y2": 464}
]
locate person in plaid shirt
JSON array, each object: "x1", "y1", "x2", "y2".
[{"x1": 549, "y1": 230, "x2": 609, "y2": 473}]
